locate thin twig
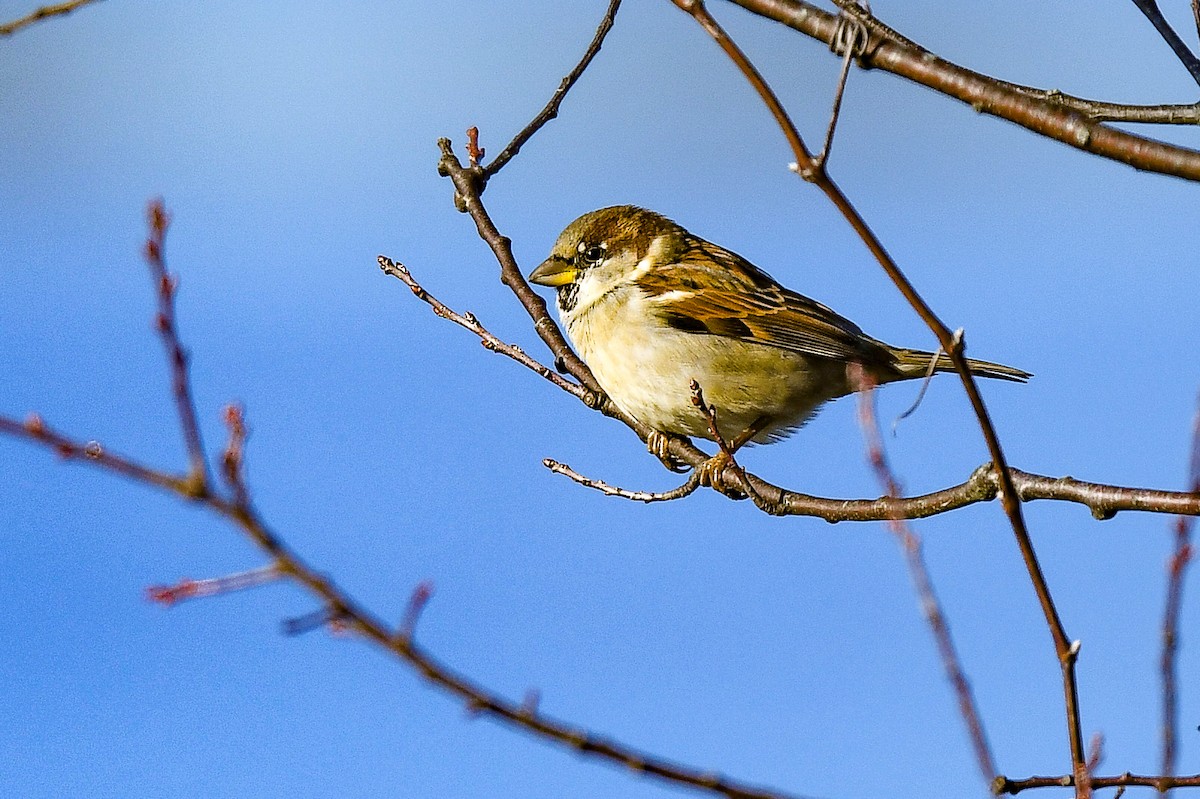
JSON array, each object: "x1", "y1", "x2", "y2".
[
  {"x1": 378, "y1": 255, "x2": 588, "y2": 400},
  {"x1": 147, "y1": 565, "x2": 283, "y2": 606},
  {"x1": 436, "y1": 142, "x2": 607, "y2": 402},
  {"x1": 0, "y1": 413, "x2": 190, "y2": 495},
  {"x1": 543, "y1": 458, "x2": 703, "y2": 502},
  {"x1": 814, "y1": 11, "x2": 867, "y2": 169},
  {"x1": 996, "y1": 772, "x2": 1200, "y2": 794},
  {"x1": 849, "y1": 364, "x2": 997, "y2": 785},
  {"x1": 144, "y1": 200, "x2": 209, "y2": 495},
  {"x1": 482, "y1": 0, "x2": 623, "y2": 177},
  {"x1": 1131, "y1": 0, "x2": 1200, "y2": 88},
  {"x1": 670, "y1": 0, "x2": 1086, "y2": 781},
  {"x1": 688, "y1": 380, "x2": 762, "y2": 502},
  {"x1": 1161, "y1": 390, "x2": 1200, "y2": 786},
  {"x1": 0, "y1": 0, "x2": 102, "y2": 36}
]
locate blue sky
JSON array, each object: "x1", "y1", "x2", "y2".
[{"x1": 3, "y1": 2, "x2": 1200, "y2": 797}]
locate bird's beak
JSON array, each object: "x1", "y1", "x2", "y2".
[{"x1": 528, "y1": 256, "x2": 577, "y2": 287}]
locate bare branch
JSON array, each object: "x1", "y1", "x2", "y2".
[
  {"x1": 482, "y1": 0, "x2": 623, "y2": 177},
  {"x1": 725, "y1": 0, "x2": 1200, "y2": 181},
  {"x1": 144, "y1": 199, "x2": 210, "y2": 495},
  {"x1": 996, "y1": 772, "x2": 1200, "y2": 795},
  {"x1": 2, "y1": 203, "x2": 818, "y2": 799},
  {"x1": 670, "y1": 0, "x2": 1087, "y2": 779},
  {"x1": 378, "y1": 255, "x2": 588, "y2": 400},
  {"x1": 0, "y1": 0, "x2": 102, "y2": 37},
  {"x1": 146, "y1": 565, "x2": 283, "y2": 607},
  {"x1": 0, "y1": 413, "x2": 190, "y2": 495},
  {"x1": 543, "y1": 458, "x2": 703, "y2": 502},
  {"x1": 385, "y1": 228, "x2": 1200, "y2": 522}
]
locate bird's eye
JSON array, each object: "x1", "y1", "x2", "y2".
[{"x1": 579, "y1": 243, "x2": 606, "y2": 265}]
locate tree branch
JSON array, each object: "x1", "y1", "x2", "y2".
[
  {"x1": 725, "y1": 0, "x2": 1200, "y2": 182},
  {"x1": 996, "y1": 772, "x2": 1200, "y2": 795},
  {"x1": 0, "y1": 0, "x2": 102, "y2": 37},
  {"x1": 0, "y1": 202, "x2": 819, "y2": 799},
  {"x1": 670, "y1": 0, "x2": 1087, "y2": 783},
  {"x1": 378, "y1": 255, "x2": 588, "y2": 401}
]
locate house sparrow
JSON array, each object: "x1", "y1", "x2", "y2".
[{"x1": 530, "y1": 205, "x2": 1028, "y2": 459}]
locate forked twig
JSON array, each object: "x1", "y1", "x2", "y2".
[{"x1": 727, "y1": 0, "x2": 1200, "y2": 181}]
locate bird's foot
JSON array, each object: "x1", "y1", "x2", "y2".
[
  {"x1": 697, "y1": 451, "x2": 747, "y2": 499},
  {"x1": 646, "y1": 430, "x2": 689, "y2": 473}
]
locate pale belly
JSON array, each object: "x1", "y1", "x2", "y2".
[{"x1": 567, "y1": 294, "x2": 846, "y2": 443}]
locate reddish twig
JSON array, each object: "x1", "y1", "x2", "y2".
[
  {"x1": 848, "y1": 364, "x2": 997, "y2": 785},
  {"x1": 398, "y1": 580, "x2": 435, "y2": 642},
  {"x1": 144, "y1": 200, "x2": 209, "y2": 495},
  {"x1": 0, "y1": 412, "x2": 191, "y2": 495},
  {"x1": 0, "y1": 0, "x2": 102, "y2": 36},
  {"x1": 221, "y1": 403, "x2": 250, "y2": 508},
  {"x1": 669, "y1": 1, "x2": 1086, "y2": 779},
  {"x1": 147, "y1": 565, "x2": 283, "y2": 606},
  {"x1": 465, "y1": 126, "x2": 485, "y2": 167},
  {"x1": 1161, "y1": 390, "x2": 1200, "y2": 784}
]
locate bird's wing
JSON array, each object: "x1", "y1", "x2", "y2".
[{"x1": 635, "y1": 237, "x2": 890, "y2": 363}]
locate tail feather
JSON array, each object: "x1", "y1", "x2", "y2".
[{"x1": 889, "y1": 347, "x2": 1031, "y2": 383}]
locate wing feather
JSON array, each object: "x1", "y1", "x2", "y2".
[{"x1": 636, "y1": 237, "x2": 891, "y2": 364}]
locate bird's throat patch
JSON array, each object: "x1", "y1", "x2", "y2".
[{"x1": 557, "y1": 282, "x2": 579, "y2": 313}]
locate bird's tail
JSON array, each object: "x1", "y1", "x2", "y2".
[{"x1": 889, "y1": 347, "x2": 1031, "y2": 383}]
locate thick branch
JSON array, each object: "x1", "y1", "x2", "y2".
[{"x1": 726, "y1": 0, "x2": 1200, "y2": 182}]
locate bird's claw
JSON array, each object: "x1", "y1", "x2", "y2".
[
  {"x1": 647, "y1": 430, "x2": 689, "y2": 473},
  {"x1": 697, "y1": 451, "x2": 746, "y2": 499}
]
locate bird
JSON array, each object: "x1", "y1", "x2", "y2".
[{"x1": 529, "y1": 205, "x2": 1028, "y2": 466}]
